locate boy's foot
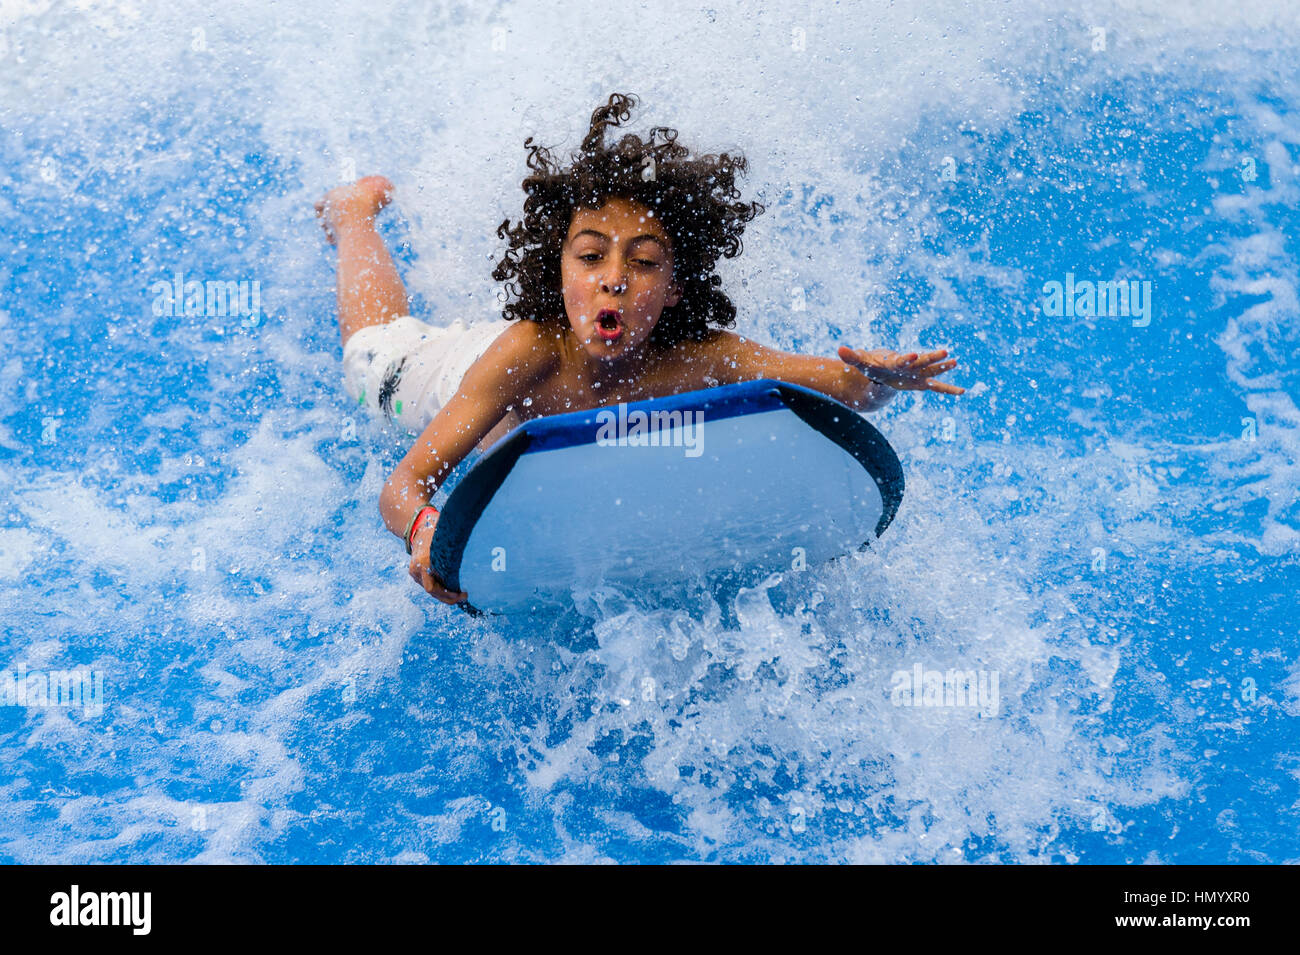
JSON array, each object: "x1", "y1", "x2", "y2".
[{"x1": 314, "y1": 175, "x2": 394, "y2": 245}]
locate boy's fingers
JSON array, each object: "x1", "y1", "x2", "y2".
[
  {"x1": 902, "y1": 350, "x2": 947, "y2": 367},
  {"x1": 422, "y1": 569, "x2": 467, "y2": 604},
  {"x1": 927, "y1": 380, "x2": 966, "y2": 395}
]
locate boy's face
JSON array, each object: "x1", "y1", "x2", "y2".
[{"x1": 560, "y1": 196, "x2": 681, "y2": 365}]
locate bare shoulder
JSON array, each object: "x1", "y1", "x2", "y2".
[
  {"x1": 696, "y1": 327, "x2": 746, "y2": 352},
  {"x1": 461, "y1": 319, "x2": 563, "y2": 397},
  {"x1": 689, "y1": 327, "x2": 788, "y2": 381},
  {"x1": 482, "y1": 318, "x2": 564, "y2": 369}
]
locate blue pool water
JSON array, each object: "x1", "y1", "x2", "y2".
[{"x1": 1, "y1": 1, "x2": 1297, "y2": 863}]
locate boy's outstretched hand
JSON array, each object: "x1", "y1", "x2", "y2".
[{"x1": 838, "y1": 346, "x2": 966, "y2": 396}]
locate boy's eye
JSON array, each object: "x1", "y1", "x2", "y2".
[{"x1": 574, "y1": 252, "x2": 659, "y2": 267}]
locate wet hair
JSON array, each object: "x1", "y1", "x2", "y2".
[{"x1": 492, "y1": 92, "x2": 765, "y2": 347}]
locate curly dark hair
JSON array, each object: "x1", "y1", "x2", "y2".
[{"x1": 491, "y1": 92, "x2": 765, "y2": 347}]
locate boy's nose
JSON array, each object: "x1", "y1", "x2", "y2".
[{"x1": 601, "y1": 270, "x2": 627, "y2": 295}]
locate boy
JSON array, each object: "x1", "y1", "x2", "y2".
[{"x1": 316, "y1": 94, "x2": 963, "y2": 605}]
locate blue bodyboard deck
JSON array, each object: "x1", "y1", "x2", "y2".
[{"x1": 429, "y1": 379, "x2": 904, "y2": 614}]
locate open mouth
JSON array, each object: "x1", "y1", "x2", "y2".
[{"x1": 596, "y1": 309, "x2": 623, "y2": 343}]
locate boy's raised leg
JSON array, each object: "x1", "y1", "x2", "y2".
[{"x1": 315, "y1": 175, "x2": 409, "y2": 348}]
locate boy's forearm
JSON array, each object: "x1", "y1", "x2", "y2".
[
  {"x1": 740, "y1": 339, "x2": 895, "y2": 414},
  {"x1": 379, "y1": 461, "x2": 440, "y2": 541},
  {"x1": 378, "y1": 400, "x2": 506, "y2": 541},
  {"x1": 379, "y1": 431, "x2": 476, "y2": 540}
]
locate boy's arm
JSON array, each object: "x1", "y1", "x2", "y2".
[
  {"x1": 710, "y1": 333, "x2": 963, "y2": 410},
  {"x1": 378, "y1": 321, "x2": 559, "y2": 539}
]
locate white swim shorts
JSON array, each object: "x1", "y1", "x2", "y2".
[{"x1": 342, "y1": 315, "x2": 512, "y2": 433}]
